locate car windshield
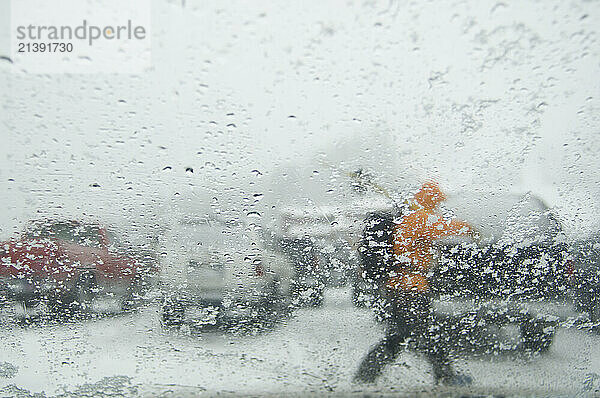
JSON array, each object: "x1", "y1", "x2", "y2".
[
  {"x1": 26, "y1": 222, "x2": 104, "y2": 248},
  {"x1": 1, "y1": 1, "x2": 599, "y2": 397}
]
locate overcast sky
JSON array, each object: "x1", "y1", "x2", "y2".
[{"x1": 0, "y1": 0, "x2": 598, "y2": 240}]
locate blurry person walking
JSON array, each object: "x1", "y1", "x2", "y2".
[{"x1": 354, "y1": 181, "x2": 476, "y2": 385}]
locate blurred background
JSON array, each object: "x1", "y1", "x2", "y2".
[{"x1": 1, "y1": 0, "x2": 598, "y2": 244}]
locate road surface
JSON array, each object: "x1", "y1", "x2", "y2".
[{"x1": 0, "y1": 288, "x2": 599, "y2": 397}]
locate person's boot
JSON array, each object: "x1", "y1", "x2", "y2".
[
  {"x1": 438, "y1": 372, "x2": 473, "y2": 386},
  {"x1": 353, "y1": 347, "x2": 386, "y2": 384},
  {"x1": 353, "y1": 366, "x2": 379, "y2": 384},
  {"x1": 430, "y1": 356, "x2": 473, "y2": 387},
  {"x1": 353, "y1": 336, "x2": 401, "y2": 384}
]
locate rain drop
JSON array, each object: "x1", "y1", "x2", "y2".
[{"x1": 247, "y1": 211, "x2": 261, "y2": 219}]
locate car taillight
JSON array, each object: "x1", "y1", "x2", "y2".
[
  {"x1": 311, "y1": 254, "x2": 320, "y2": 270},
  {"x1": 246, "y1": 255, "x2": 264, "y2": 277},
  {"x1": 564, "y1": 259, "x2": 575, "y2": 281},
  {"x1": 254, "y1": 263, "x2": 264, "y2": 277}
]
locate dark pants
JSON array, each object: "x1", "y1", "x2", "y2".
[{"x1": 355, "y1": 291, "x2": 454, "y2": 384}]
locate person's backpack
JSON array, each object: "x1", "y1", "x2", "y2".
[{"x1": 358, "y1": 211, "x2": 397, "y2": 285}]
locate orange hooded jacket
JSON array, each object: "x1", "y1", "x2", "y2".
[{"x1": 388, "y1": 182, "x2": 473, "y2": 293}]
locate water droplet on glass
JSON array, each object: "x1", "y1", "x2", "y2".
[
  {"x1": 247, "y1": 211, "x2": 261, "y2": 219},
  {"x1": 185, "y1": 167, "x2": 194, "y2": 174}
]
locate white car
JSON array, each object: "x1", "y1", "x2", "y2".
[{"x1": 158, "y1": 214, "x2": 295, "y2": 329}]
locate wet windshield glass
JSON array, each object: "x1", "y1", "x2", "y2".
[
  {"x1": 26, "y1": 222, "x2": 103, "y2": 248},
  {"x1": 1, "y1": 0, "x2": 599, "y2": 397}
]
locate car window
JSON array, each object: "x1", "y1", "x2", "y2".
[
  {"x1": 24, "y1": 222, "x2": 103, "y2": 248},
  {"x1": 51, "y1": 223, "x2": 104, "y2": 248}
]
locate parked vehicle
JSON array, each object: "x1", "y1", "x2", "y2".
[
  {"x1": 277, "y1": 237, "x2": 325, "y2": 307},
  {"x1": 0, "y1": 219, "x2": 154, "y2": 315},
  {"x1": 429, "y1": 192, "x2": 571, "y2": 354},
  {"x1": 431, "y1": 237, "x2": 569, "y2": 353},
  {"x1": 159, "y1": 214, "x2": 296, "y2": 329},
  {"x1": 569, "y1": 234, "x2": 600, "y2": 323}
]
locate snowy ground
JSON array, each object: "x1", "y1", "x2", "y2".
[{"x1": 1, "y1": 288, "x2": 599, "y2": 397}]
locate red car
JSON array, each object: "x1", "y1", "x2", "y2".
[{"x1": 0, "y1": 220, "x2": 155, "y2": 314}]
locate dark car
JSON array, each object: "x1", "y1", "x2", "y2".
[
  {"x1": 0, "y1": 219, "x2": 156, "y2": 316},
  {"x1": 569, "y1": 235, "x2": 600, "y2": 323},
  {"x1": 430, "y1": 237, "x2": 571, "y2": 352},
  {"x1": 432, "y1": 239, "x2": 571, "y2": 301},
  {"x1": 429, "y1": 193, "x2": 571, "y2": 353}
]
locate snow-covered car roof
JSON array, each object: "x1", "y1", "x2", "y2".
[
  {"x1": 443, "y1": 191, "x2": 563, "y2": 245},
  {"x1": 275, "y1": 194, "x2": 395, "y2": 239}
]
